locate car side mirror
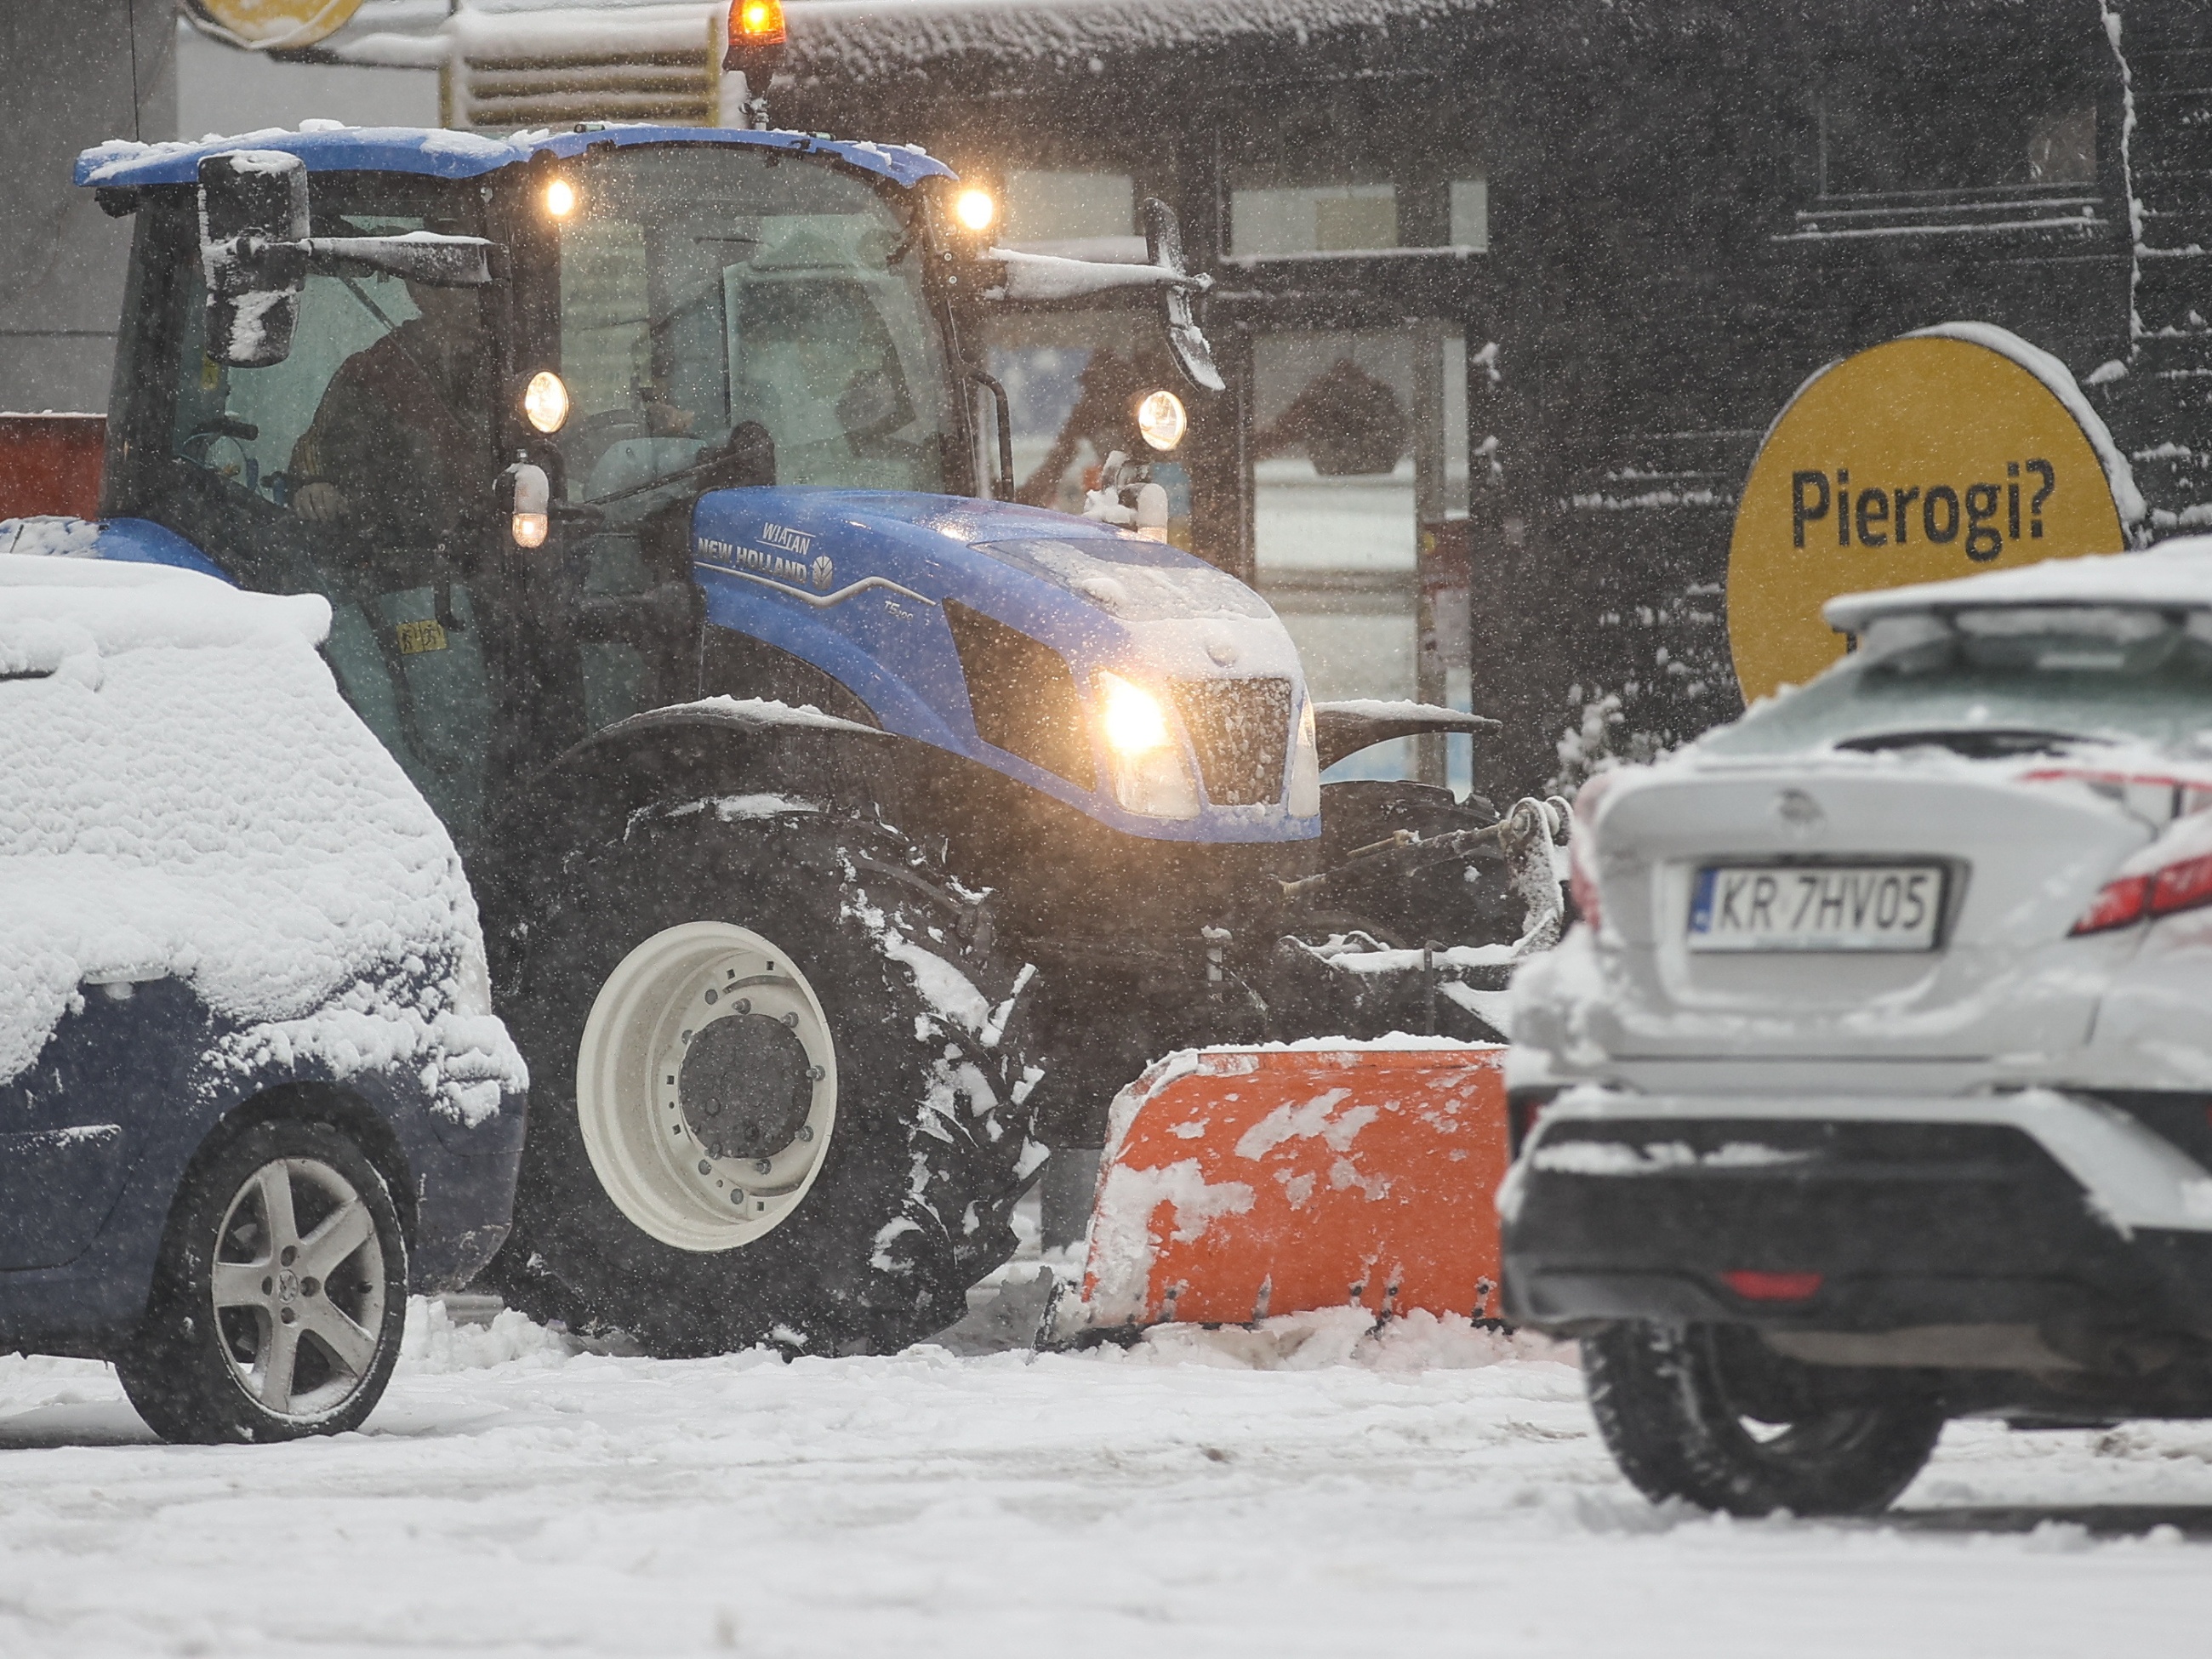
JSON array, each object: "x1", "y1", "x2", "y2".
[{"x1": 197, "y1": 150, "x2": 497, "y2": 370}]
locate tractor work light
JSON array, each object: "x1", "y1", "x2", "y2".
[
  {"x1": 544, "y1": 178, "x2": 578, "y2": 218},
  {"x1": 1137, "y1": 389, "x2": 1187, "y2": 453},
  {"x1": 522, "y1": 370, "x2": 570, "y2": 435},
  {"x1": 954, "y1": 188, "x2": 996, "y2": 233},
  {"x1": 510, "y1": 462, "x2": 550, "y2": 549},
  {"x1": 1097, "y1": 670, "x2": 1200, "y2": 818},
  {"x1": 724, "y1": 0, "x2": 788, "y2": 72},
  {"x1": 1288, "y1": 698, "x2": 1321, "y2": 817}
]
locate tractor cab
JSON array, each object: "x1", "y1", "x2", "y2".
[{"x1": 84, "y1": 126, "x2": 1024, "y2": 839}]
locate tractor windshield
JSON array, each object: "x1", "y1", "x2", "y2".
[{"x1": 553, "y1": 145, "x2": 957, "y2": 502}]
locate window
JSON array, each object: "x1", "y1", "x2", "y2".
[
  {"x1": 1250, "y1": 328, "x2": 1469, "y2": 784},
  {"x1": 1817, "y1": 54, "x2": 2099, "y2": 196},
  {"x1": 983, "y1": 310, "x2": 1194, "y2": 545},
  {"x1": 159, "y1": 183, "x2": 499, "y2": 837},
  {"x1": 1233, "y1": 181, "x2": 1400, "y2": 257},
  {"x1": 555, "y1": 146, "x2": 955, "y2": 502},
  {"x1": 1217, "y1": 78, "x2": 1486, "y2": 259},
  {"x1": 1003, "y1": 169, "x2": 1135, "y2": 249}
]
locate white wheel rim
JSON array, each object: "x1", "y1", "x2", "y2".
[
  {"x1": 577, "y1": 921, "x2": 841, "y2": 1252},
  {"x1": 209, "y1": 1156, "x2": 387, "y2": 1421}
]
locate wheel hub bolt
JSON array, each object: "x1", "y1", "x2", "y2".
[
  {"x1": 279, "y1": 1307, "x2": 297, "y2": 1325},
  {"x1": 783, "y1": 1012, "x2": 799, "y2": 1028},
  {"x1": 807, "y1": 1066, "x2": 824, "y2": 1082},
  {"x1": 698, "y1": 1159, "x2": 713, "y2": 1175},
  {"x1": 735, "y1": 998, "x2": 750, "y2": 1014},
  {"x1": 730, "y1": 1189, "x2": 746, "y2": 1206},
  {"x1": 796, "y1": 1126, "x2": 814, "y2": 1143},
  {"x1": 301, "y1": 1278, "x2": 319, "y2": 1297},
  {"x1": 280, "y1": 1246, "x2": 297, "y2": 1266},
  {"x1": 754, "y1": 1159, "x2": 772, "y2": 1174}
]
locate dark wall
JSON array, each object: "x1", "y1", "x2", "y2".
[
  {"x1": 780, "y1": 0, "x2": 2209, "y2": 795},
  {"x1": 0, "y1": 0, "x2": 176, "y2": 413}
]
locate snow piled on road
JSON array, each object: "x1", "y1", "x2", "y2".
[{"x1": 0, "y1": 1302, "x2": 2206, "y2": 1657}]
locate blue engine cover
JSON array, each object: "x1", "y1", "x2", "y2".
[{"x1": 688, "y1": 489, "x2": 1320, "y2": 844}]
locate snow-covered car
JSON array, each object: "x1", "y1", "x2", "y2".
[
  {"x1": 0, "y1": 544, "x2": 527, "y2": 1443},
  {"x1": 1501, "y1": 538, "x2": 2212, "y2": 1516}
]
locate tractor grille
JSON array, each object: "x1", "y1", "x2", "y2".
[{"x1": 1172, "y1": 678, "x2": 1293, "y2": 807}]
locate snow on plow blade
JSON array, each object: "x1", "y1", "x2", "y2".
[{"x1": 1078, "y1": 1043, "x2": 1508, "y2": 1329}]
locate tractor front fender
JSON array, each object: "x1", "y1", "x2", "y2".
[{"x1": 472, "y1": 699, "x2": 927, "y2": 980}]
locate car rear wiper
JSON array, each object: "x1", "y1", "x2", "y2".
[{"x1": 1834, "y1": 727, "x2": 2108, "y2": 760}]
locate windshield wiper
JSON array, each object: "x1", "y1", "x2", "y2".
[
  {"x1": 1834, "y1": 727, "x2": 2110, "y2": 760},
  {"x1": 581, "y1": 421, "x2": 776, "y2": 507}
]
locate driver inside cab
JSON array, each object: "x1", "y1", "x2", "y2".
[{"x1": 288, "y1": 277, "x2": 489, "y2": 566}]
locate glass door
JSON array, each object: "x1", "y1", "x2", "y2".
[{"x1": 1250, "y1": 326, "x2": 1471, "y2": 790}]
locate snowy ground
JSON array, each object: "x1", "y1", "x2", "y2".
[{"x1": 2, "y1": 1298, "x2": 2209, "y2": 1658}]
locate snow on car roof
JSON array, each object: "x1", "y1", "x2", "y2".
[
  {"x1": 0, "y1": 542, "x2": 522, "y2": 1118},
  {"x1": 76, "y1": 122, "x2": 954, "y2": 191},
  {"x1": 0, "y1": 546, "x2": 331, "y2": 652},
  {"x1": 1826, "y1": 536, "x2": 2212, "y2": 632}
]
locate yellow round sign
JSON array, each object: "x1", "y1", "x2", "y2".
[
  {"x1": 183, "y1": 0, "x2": 367, "y2": 52},
  {"x1": 1728, "y1": 330, "x2": 2127, "y2": 703}
]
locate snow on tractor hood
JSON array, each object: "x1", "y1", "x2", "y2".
[
  {"x1": 0, "y1": 542, "x2": 525, "y2": 1119},
  {"x1": 692, "y1": 487, "x2": 1299, "y2": 683}
]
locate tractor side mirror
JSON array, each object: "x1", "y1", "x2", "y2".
[
  {"x1": 1141, "y1": 198, "x2": 1225, "y2": 396},
  {"x1": 197, "y1": 151, "x2": 309, "y2": 368},
  {"x1": 972, "y1": 196, "x2": 1224, "y2": 396},
  {"x1": 197, "y1": 149, "x2": 496, "y2": 370}
]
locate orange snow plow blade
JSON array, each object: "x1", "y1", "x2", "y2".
[{"x1": 1078, "y1": 1043, "x2": 1509, "y2": 1328}]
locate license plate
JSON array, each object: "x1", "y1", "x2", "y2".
[{"x1": 1688, "y1": 864, "x2": 1944, "y2": 953}]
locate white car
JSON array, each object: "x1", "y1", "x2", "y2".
[{"x1": 1502, "y1": 538, "x2": 2212, "y2": 1515}]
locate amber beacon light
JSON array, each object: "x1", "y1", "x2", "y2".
[{"x1": 724, "y1": 0, "x2": 789, "y2": 74}]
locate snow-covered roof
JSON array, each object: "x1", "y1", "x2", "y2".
[
  {"x1": 0, "y1": 538, "x2": 523, "y2": 1116},
  {"x1": 76, "y1": 121, "x2": 952, "y2": 191},
  {"x1": 1825, "y1": 537, "x2": 2212, "y2": 631},
  {"x1": 784, "y1": 0, "x2": 1497, "y2": 83}
]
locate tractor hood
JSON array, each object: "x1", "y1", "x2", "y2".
[{"x1": 687, "y1": 488, "x2": 1317, "y2": 843}]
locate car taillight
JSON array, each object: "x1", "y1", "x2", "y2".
[
  {"x1": 1722, "y1": 1269, "x2": 1823, "y2": 1303},
  {"x1": 2070, "y1": 850, "x2": 2212, "y2": 935},
  {"x1": 1569, "y1": 772, "x2": 1613, "y2": 929},
  {"x1": 1507, "y1": 1089, "x2": 1557, "y2": 1159}
]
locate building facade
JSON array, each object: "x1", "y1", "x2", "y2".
[{"x1": 768, "y1": 0, "x2": 2205, "y2": 797}]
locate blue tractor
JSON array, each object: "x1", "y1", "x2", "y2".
[{"x1": 66, "y1": 97, "x2": 1528, "y2": 1354}]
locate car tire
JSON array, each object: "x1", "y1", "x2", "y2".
[
  {"x1": 1582, "y1": 1321, "x2": 1944, "y2": 1516},
  {"x1": 117, "y1": 1118, "x2": 408, "y2": 1445},
  {"x1": 491, "y1": 802, "x2": 1043, "y2": 1358}
]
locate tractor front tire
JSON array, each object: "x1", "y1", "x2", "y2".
[{"x1": 492, "y1": 803, "x2": 1043, "y2": 1358}]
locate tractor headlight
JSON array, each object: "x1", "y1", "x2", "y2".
[
  {"x1": 522, "y1": 370, "x2": 570, "y2": 435},
  {"x1": 1097, "y1": 670, "x2": 1200, "y2": 818},
  {"x1": 955, "y1": 188, "x2": 997, "y2": 233},
  {"x1": 1136, "y1": 389, "x2": 1186, "y2": 453},
  {"x1": 1288, "y1": 697, "x2": 1321, "y2": 818}
]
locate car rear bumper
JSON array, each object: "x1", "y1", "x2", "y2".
[{"x1": 1500, "y1": 1086, "x2": 2212, "y2": 1346}]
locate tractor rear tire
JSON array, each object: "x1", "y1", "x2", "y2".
[
  {"x1": 1582, "y1": 1321, "x2": 1944, "y2": 1516},
  {"x1": 491, "y1": 802, "x2": 1044, "y2": 1357}
]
